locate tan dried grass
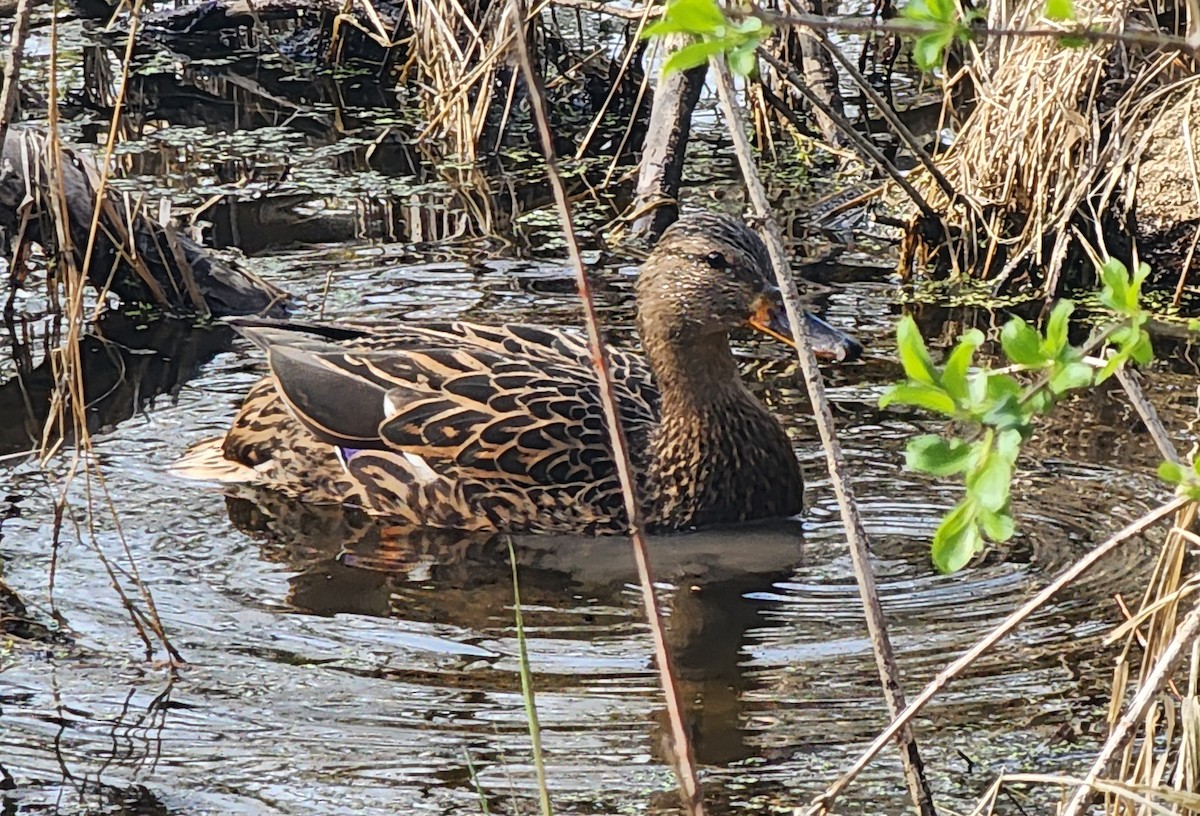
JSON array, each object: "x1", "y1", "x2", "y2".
[{"x1": 902, "y1": 0, "x2": 1192, "y2": 291}]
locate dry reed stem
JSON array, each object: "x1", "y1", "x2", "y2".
[
  {"x1": 31, "y1": 0, "x2": 181, "y2": 664},
  {"x1": 709, "y1": 59, "x2": 936, "y2": 816},
  {"x1": 507, "y1": 3, "x2": 705, "y2": 813},
  {"x1": 969, "y1": 772, "x2": 1200, "y2": 816},
  {"x1": 1063, "y1": 593, "x2": 1200, "y2": 816},
  {"x1": 892, "y1": 0, "x2": 1189, "y2": 285},
  {"x1": 804, "y1": 496, "x2": 1189, "y2": 814},
  {"x1": 0, "y1": 0, "x2": 33, "y2": 153}
]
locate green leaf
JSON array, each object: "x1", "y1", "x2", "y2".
[
  {"x1": 1095, "y1": 351, "x2": 1125, "y2": 384},
  {"x1": 932, "y1": 500, "x2": 982, "y2": 573},
  {"x1": 1043, "y1": 300, "x2": 1074, "y2": 357},
  {"x1": 1000, "y1": 318, "x2": 1045, "y2": 367},
  {"x1": 661, "y1": 39, "x2": 726, "y2": 74},
  {"x1": 731, "y1": 16, "x2": 764, "y2": 34},
  {"x1": 981, "y1": 392, "x2": 1029, "y2": 431},
  {"x1": 1048, "y1": 360, "x2": 1093, "y2": 394},
  {"x1": 653, "y1": 0, "x2": 726, "y2": 36},
  {"x1": 1159, "y1": 460, "x2": 1185, "y2": 485},
  {"x1": 1129, "y1": 330, "x2": 1153, "y2": 365},
  {"x1": 1057, "y1": 31, "x2": 1089, "y2": 47},
  {"x1": 1045, "y1": 0, "x2": 1074, "y2": 20},
  {"x1": 913, "y1": 31, "x2": 952, "y2": 70},
  {"x1": 995, "y1": 428, "x2": 1023, "y2": 464},
  {"x1": 941, "y1": 328, "x2": 984, "y2": 401},
  {"x1": 979, "y1": 507, "x2": 1015, "y2": 542},
  {"x1": 1027, "y1": 389, "x2": 1054, "y2": 415},
  {"x1": 895, "y1": 315, "x2": 939, "y2": 385},
  {"x1": 906, "y1": 435, "x2": 973, "y2": 475},
  {"x1": 727, "y1": 41, "x2": 758, "y2": 76},
  {"x1": 986, "y1": 372, "x2": 1022, "y2": 402},
  {"x1": 644, "y1": 18, "x2": 689, "y2": 36},
  {"x1": 1099, "y1": 258, "x2": 1136, "y2": 315},
  {"x1": 903, "y1": 0, "x2": 956, "y2": 23},
  {"x1": 879, "y1": 382, "x2": 958, "y2": 416},
  {"x1": 967, "y1": 448, "x2": 1012, "y2": 513}
]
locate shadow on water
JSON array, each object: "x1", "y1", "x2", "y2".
[
  {"x1": 0, "y1": 313, "x2": 237, "y2": 460},
  {"x1": 228, "y1": 492, "x2": 808, "y2": 769}
]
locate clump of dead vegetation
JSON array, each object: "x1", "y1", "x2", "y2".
[{"x1": 900, "y1": 0, "x2": 1200, "y2": 298}]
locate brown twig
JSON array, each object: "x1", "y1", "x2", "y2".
[
  {"x1": 709, "y1": 58, "x2": 937, "y2": 816},
  {"x1": 804, "y1": 496, "x2": 1188, "y2": 814},
  {"x1": 508, "y1": 2, "x2": 705, "y2": 813},
  {"x1": 1113, "y1": 365, "x2": 1180, "y2": 465}
]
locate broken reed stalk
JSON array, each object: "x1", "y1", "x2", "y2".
[
  {"x1": 507, "y1": 3, "x2": 706, "y2": 814},
  {"x1": 803, "y1": 496, "x2": 1189, "y2": 814},
  {"x1": 755, "y1": 48, "x2": 938, "y2": 220},
  {"x1": 0, "y1": 0, "x2": 33, "y2": 153},
  {"x1": 36, "y1": 0, "x2": 181, "y2": 664},
  {"x1": 507, "y1": 538, "x2": 553, "y2": 816},
  {"x1": 1060, "y1": 593, "x2": 1200, "y2": 816},
  {"x1": 708, "y1": 58, "x2": 937, "y2": 816}
]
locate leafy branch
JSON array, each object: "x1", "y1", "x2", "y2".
[
  {"x1": 644, "y1": 0, "x2": 1200, "y2": 79},
  {"x1": 881, "y1": 259, "x2": 1154, "y2": 573},
  {"x1": 644, "y1": 0, "x2": 771, "y2": 75}
]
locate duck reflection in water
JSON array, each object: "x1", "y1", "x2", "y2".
[{"x1": 225, "y1": 489, "x2": 806, "y2": 768}]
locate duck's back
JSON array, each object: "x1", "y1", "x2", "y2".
[{"x1": 180, "y1": 321, "x2": 662, "y2": 534}]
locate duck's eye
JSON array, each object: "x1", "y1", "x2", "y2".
[{"x1": 704, "y1": 251, "x2": 728, "y2": 269}]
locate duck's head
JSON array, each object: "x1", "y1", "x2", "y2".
[{"x1": 634, "y1": 213, "x2": 862, "y2": 362}]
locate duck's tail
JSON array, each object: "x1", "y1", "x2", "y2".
[{"x1": 169, "y1": 436, "x2": 263, "y2": 483}]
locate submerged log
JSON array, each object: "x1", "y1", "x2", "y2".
[{"x1": 0, "y1": 128, "x2": 290, "y2": 317}]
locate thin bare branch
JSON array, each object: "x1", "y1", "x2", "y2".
[
  {"x1": 710, "y1": 58, "x2": 936, "y2": 815},
  {"x1": 804, "y1": 496, "x2": 1189, "y2": 814},
  {"x1": 507, "y1": 2, "x2": 705, "y2": 813},
  {"x1": 756, "y1": 48, "x2": 941, "y2": 220}
]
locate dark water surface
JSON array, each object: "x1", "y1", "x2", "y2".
[{"x1": 0, "y1": 12, "x2": 1191, "y2": 815}]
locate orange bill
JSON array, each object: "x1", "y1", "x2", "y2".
[{"x1": 748, "y1": 291, "x2": 863, "y2": 362}]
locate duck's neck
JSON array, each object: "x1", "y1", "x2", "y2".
[
  {"x1": 642, "y1": 331, "x2": 743, "y2": 411},
  {"x1": 639, "y1": 329, "x2": 804, "y2": 530}
]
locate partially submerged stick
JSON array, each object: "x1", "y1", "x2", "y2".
[
  {"x1": 708, "y1": 59, "x2": 937, "y2": 816},
  {"x1": 508, "y1": 3, "x2": 706, "y2": 813}
]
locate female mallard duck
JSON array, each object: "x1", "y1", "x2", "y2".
[{"x1": 178, "y1": 212, "x2": 861, "y2": 534}]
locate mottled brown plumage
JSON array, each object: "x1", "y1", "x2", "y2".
[{"x1": 175, "y1": 212, "x2": 860, "y2": 534}]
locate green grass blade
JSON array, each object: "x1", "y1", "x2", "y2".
[{"x1": 508, "y1": 537, "x2": 553, "y2": 816}]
